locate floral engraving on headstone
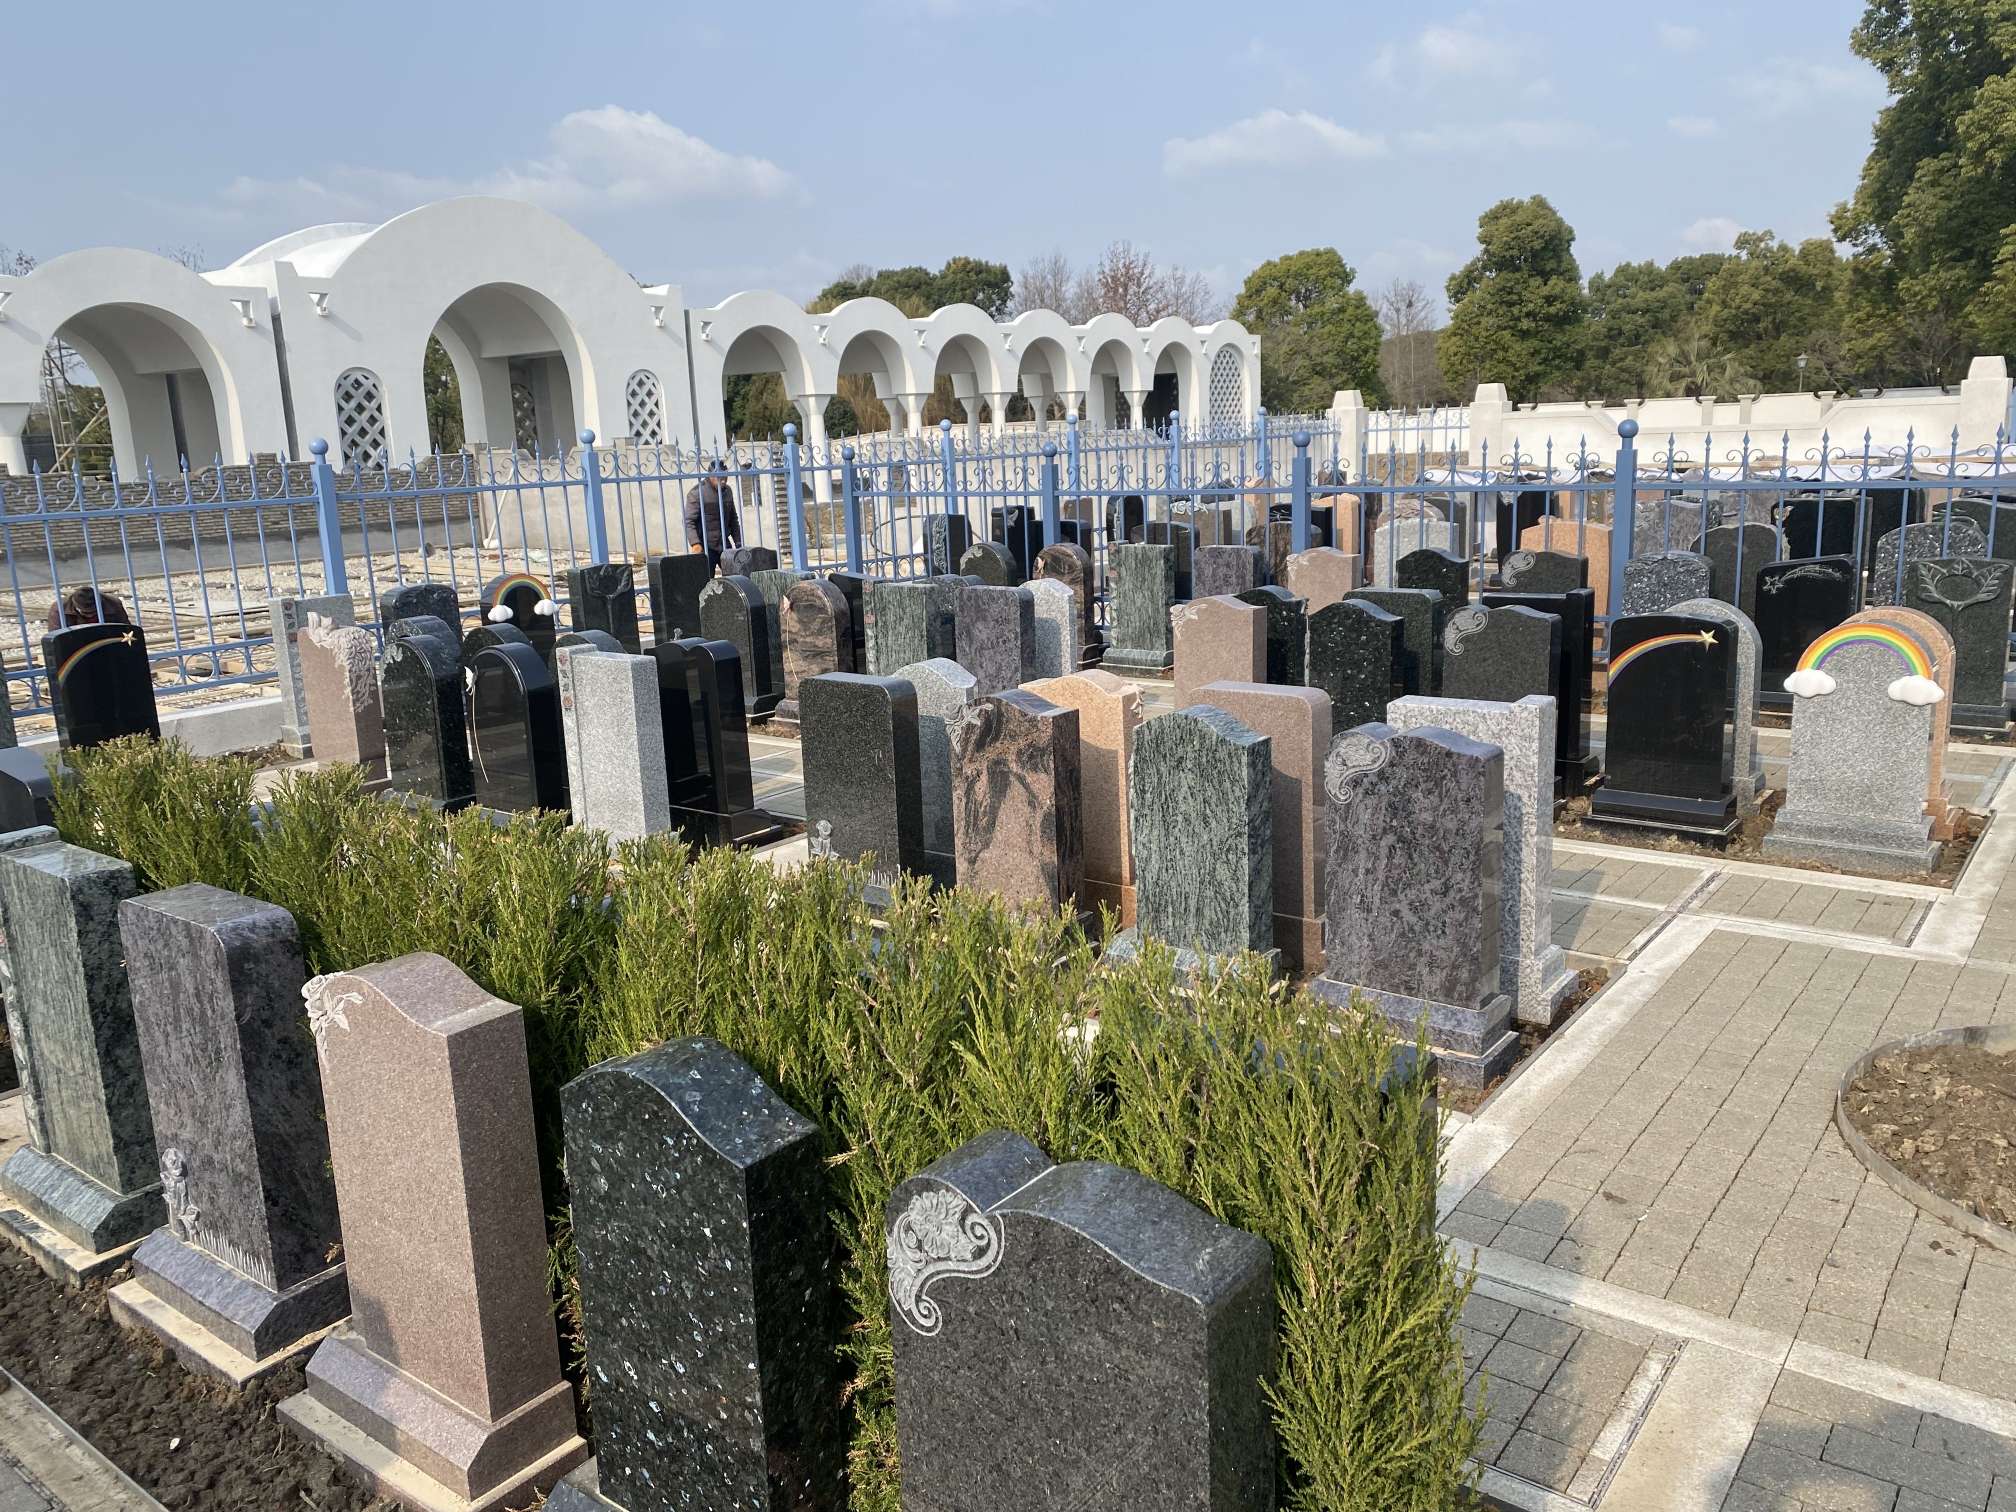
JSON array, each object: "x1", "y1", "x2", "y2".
[
  {"x1": 1442, "y1": 605, "x2": 1488, "y2": 657},
  {"x1": 303, "y1": 975, "x2": 360, "y2": 1061},
  {"x1": 1324, "y1": 730, "x2": 1391, "y2": 807},
  {"x1": 161, "y1": 1148, "x2": 200, "y2": 1243},
  {"x1": 887, "y1": 1188, "x2": 1004, "y2": 1337}
]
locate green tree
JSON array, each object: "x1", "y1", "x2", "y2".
[
  {"x1": 423, "y1": 336, "x2": 465, "y2": 453},
  {"x1": 1232, "y1": 248, "x2": 1387, "y2": 411},
  {"x1": 1695, "y1": 231, "x2": 1851, "y2": 392},
  {"x1": 931, "y1": 256, "x2": 1014, "y2": 317},
  {"x1": 1579, "y1": 253, "x2": 1731, "y2": 398},
  {"x1": 812, "y1": 256, "x2": 1011, "y2": 317},
  {"x1": 1439, "y1": 195, "x2": 1587, "y2": 402},
  {"x1": 1832, "y1": 0, "x2": 2016, "y2": 381}
]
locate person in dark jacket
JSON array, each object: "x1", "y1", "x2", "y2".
[
  {"x1": 684, "y1": 461, "x2": 742, "y2": 570},
  {"x1": 46, "y1": 586, "x2": 131, "y2": 633}
]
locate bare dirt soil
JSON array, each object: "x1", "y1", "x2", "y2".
[{"x1": 1844, "y1": 1045, "x2": 2016, "y2": 1231}]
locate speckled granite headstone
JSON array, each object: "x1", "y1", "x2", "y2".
[
  {"x1": 896, "y1": 658, "x2": 975, "y2": 865},
  {"x1": 1756, "y1": 557, "x2": 1858, "y2": 712},
  {"x1": 0, "y1": 839, "x2": 161, "y2": 1255},
  {"x1": 1120, "y1": 704, "x2": 1274, "y2": 969},
  {"x1": 1307, "y1": 599, "x2": 1402, "y2": 732},
  {"x1": 1024, "y1": 671, "x2": 1140, "y2": 925},
  {"x1": 470, "y1": 641, "x2": 568, "y2": 814},
  {"x1": 115, "y1": 886, "x2": 346, "y2": 1363},
  {"x1": 1704, "y1": 524, "x2": 1785, "y2": 618},
  {"x1": 1283, "y1": 547, "x2": 1361, "y2": 613},
  {"x1": 646, "y1": 555, "x2": 712, "y2": 645},
  {"x1": 378, "y1": 582, "x2": 460, "y2": 639},
  {"x1": 1143, "y1": 520, "x2": 1195, "y2": 600},
  {"x1": 719, "y1": 545, "x2": 778, "y2": 580},
  {"x1": 865, "y1": 579, "x2": 958, "y2": 674},
  {"x1": 924, "y1": 516, "x2": 973, "y2": 578},
  {"x1": 1671, "y1": 598, "x2": 1765, "y2": 812},
  {"x1": 1438, "y1": 604, "x2": 1560, "y2": 712},
  {"x1": 566, "y1": 564, "x2": 643, "y2": 654},
  {"x1": 1193, "y1": 544, "x2": 1261, "y2": 600},
  {"x1": 1313, "y1": 723, "x2": 1515, "y2": 1084},
  {"x1": 888, "y1": 1130, "x2": 1275, "y2": 1512},
  {"x1": 1386, "y1": 697, "x2": 1575, "y2": 1028},
  {"x1": 0, "y1": 756, "x2": 54, "y2": 833},
  {"x1": 699, "y1": 575, "x2": 779, "y2": 717},
  {"x1": 955, "y1": 583, "x2": 1036, "y2": 697},
  {"x1": 568, "y1": 653, "x2": 672, "y2": 841},
  {"x1": 1632, "y1": 498, "x2": 1705, "y2": 557},
  {"x1": 1034, "y1": 543, "x2": 1100, "y2": 662},
  {"x1": 800, "y1": 673, "x2": 926, "y2": 883},
  {"x1": 1026, "y1": 579, "x2": 1082, "y2": 680},
  {"x1": 299, "y1": 618, "x2": 384, "y2": 774},
  {"x1": 281, "y1": 956, "x2": 584, "y2": 1507},
  {"x1": 1232, "y1": 586, "x2": 1307, "y2": 686},
  {"x1": 1480, "y1": 587, "x2": 1597, "y2": 795},
  {"x1": 1368, "y1": 520, "x2": 1461, "y2": 588},
  {"x1": 1903, "y1": 557, "x2": 2012, "y2": 730},
  {"x1": 1173, "y1": 596, "x2": 1265, "y2": 709},
  {"x1": 556, "y1": 630, "x2": 624, "y2": 654},
  {"x1": 1622, "y1": 550, "x2": 1713, "y2": 616},
  {"x1": 0, "y1": 826, "x2": 57, "y2": 1155},
  {"x1": 1870, "y1": 520, "x2": 1988, "y2": 606},
  {"x1": 826, "y1": 571, "x2": 875, "y2": 670},
  {"x1": 1498, "y1": 549, "x2": 1586, "y2": 595},
  {"x1": 1853, "y1": 608, "x2": 1958, "y2": 840},
  {"x1": 555, "y1": 642, "x2": 602, "y2": 826},
  {"x1": 275, "y1": 595, "x2": 353, "y2": 756},
  {"x1": 778, "y1": 578, "x2": 853, "y2": 723},
  {"x1": 1345, "y1": 588, "x2": 1444, "y2": 696},
  {"x1": 951, "y1": 691, "x2": 1083, "y2": 914},
  {"x1": 1103, "y1": 543, "x2": 1178, "y2": 672},
  {"x1": 547, "y1": 1038, "x2": 845, "y2": 1512},
  {"x1": 480, "y1": 572, "x2": 558, "y2": 665},
  {"x1": 1765, "y1": 631, "x2": 1943, "y2": 874},
  {"x1": 960, "y1": 540, "x2": 1018, "y2": 586},
  {"x1": 749, "y1": 568, "x2": 812, "y2": 708},
  {"x1": 1245, "y1": 519, "x2": 1295, "y2": 584},
  {"x1": 43, "y1": 622, "x2": 160, "y2": 751},
  {"x1": 378, "y1": 629, "x2": 472, "y2": 810}
]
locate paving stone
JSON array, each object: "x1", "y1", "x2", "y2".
[
  {"x1": 1483, "y1": 1338, "x2": 1562, "y2": 1392},
  {"x1": 1496, "y1": 1428, "x2": 1583, "y2": 1492},
  {"x1": 1468, "y1": 1374, "x2": 1539, "y2": 1425},
  {"x1": 1893, "y1": 1490, "x2": 1981, "y2": 1512},
  {"x1": 1772, "y1": 1373, "x2": 1923, "y2": 1447},
  {"x1": 1503, "y1": 1312, "x2": 1582, "y2": 1358},
  {"x1": 1519, "y1": 1391, "x2": 1611, "y2": 1453},
  {"x1": 1736, "y1": 1441, "x2": 1899, "y2": 1512},
  {"x1": 1824, "y1": 1424, "x2": 1994, "y2": 1508},
  {"x1": 1461, "y1": 1293, "x2": 1519, "y2": 1337}
]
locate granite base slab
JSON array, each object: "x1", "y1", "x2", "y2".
[
  {"x1": 671, "y1": 807, "x2": 786, "y2": 849},
  {"x1": 1308, "y1": 977, "x2": 1513, "y2": 1056},
  {"x1": 1420, "y1": 1031, "x2": 1520, "y2": 1087},
  {"x1": 126, "y1": 1227, "x2": 350, "y2": 1362},
  {"x1": 0, "y1": 1145, "x2": 163, "y2": 1253},
  {"x1": 1587, "y1": 786, "x2": 1740, "y2": 841},
  {"x1": 545, "y1": 1460, "x2": 623, "y2": 1512},
  {"x1": 1764, "y1": 812, "x2": 1941, "y2": 877},
  {"x1": 1949, "y1": 701, "x2": 2010, "y2": 734},
  {"x1": 108, "y1": 1278, "x2": 338, "y2": 1387},
  {"x1": 0, "y1": 1203, "x2": 143, "y2": 1287},
  {"x1": 282, "y1": 1329, "x2": 585, "y2": 1511},
  {"x1": 1102, "y1": 926, "x2": 1280, "y2": 982},
  {"x1": 1098, "y1": 645, "x2": 1174, "y2": 673},
  {"x1": 1559, "y1": 751, "x2": 1602, "y2": 795},
  {"x1": 1526, "y1": 950, "x2": 1580, "y2": 1030},
  {"x1": 1081, "y1": 877, "x2": 1137, "y2": 929}
]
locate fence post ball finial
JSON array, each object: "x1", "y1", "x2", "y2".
[
  {"x1": 1294, "y1": 429, "x2": 1311, "y2": 448},
  {"x1": 842, "y1": 443, "x2": 855, "y2": 461},
  {"x1": 941, "y1": 418, "x2": 953, "y2": 431},
  {"x1": 1619, "y1": 418, "x2": 1640, "y2": 439},
  {"x1": 578, "y1": 429, "x2": 596, "y2": 446},
  {"x1": 784, "y1": 423, "x2": 797, "y2": 440},
  {"x1": 309, "y1": 438, "x2": 329, "y2": 459},
  {"x1": 1043, "y1": 441, "x2": 1058, "y2": 458}
]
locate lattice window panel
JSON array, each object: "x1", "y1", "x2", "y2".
[
  {"x1": 1208, "y1": 346, "x2": 1245, "y2": 427},
  {"x1": 625, "y1": 370, "x2": 665, "y2": 445},
  {"x1": 511, "y1": 379, "x2": 539, "y2": 452},
  {"x1": 334, "y1": 369, "x2": 388, "y2": 467}
]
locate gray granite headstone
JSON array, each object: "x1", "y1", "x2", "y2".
[
  {"x1": 1622, "y1": 551, "x2": 1713, "y2": 616},
  {"x1": 275, "y1": 595, "x2": 354, "y2": 756},
  {"x1": 567, "y1": 653, "x2": 673, "y2": 841},
  {"x1": 1193, "y1": 543, "x2": 1261, "y2": 600},
  {"x1": 951, "y1": 691, "x2": 1083, "y2": 914},
  {"x1": 888, "y1": 1130, "x2": 1275, "y2": 1512},
  {"x1": 1497, "y1": 550, "x2": 1586, "y2": 595},
  {"x1": 896, "y1": 658, "x2": 976, "y2": 867},
  {"x1": 801, "y1": 673, "x2": 927, "y2": 884},
  {"x1": 1369, "y1": 520, "x2": 1461, "y2": 587},
  {"x1": 1116, "y1": 704, "x2": 1274, "y2": 971},
  {"x1": 1025, "y1": 579, "x2": 1082, "y2": 681},
  {"x1": 955, "y1": 584, "x2": 1036, "y2": 697},
  {"x1": 1034, "y1": 543, "x2": 1101, "y2": 662},
  {"x1": 1705, "y1": 524, "x2": 1784, "y2": 618},
  {"x1": 547, "y1": 1038, "x2": 845, "y2": 1512},
  {"x1": 1903, "y1": 557, "x2": 2013, "y2": 728},
  {"x1": 1438, "y1": 604, "x2": 1560, "y2": 709},
  {"x1": 698, "y1": 575, "x2": 779, "y2": 716},
  {"x1": 924, "y1": 515, "x2": 973, "y2": 577},
  {"x1": 1103, "y1": 543, "x2": 1178, "y2": 672},
  {"x1": 1313, "y1": 723, "x2": 1514, "y2": 1085},
  {"x1": 115, "y1": 886, "x2": 347, "y2": 1363},
  {"x1": 959, "y1": 540, "x2": 1018, "y2": 586},
  {"x1": 866, "y1": 579, "x2": 958, "y2": 675},
  {"x1": 1766, "y1": 635, "x2": 1943, "y2": 874},
  {"x1": 0, "y1": 826, "x2": 57, "y2": 1153},
  {"x1": 0, "y1": 840, "x2": 163, "y2": 1257},
  {"x1": 1671, "y1": 598, "x2": 1766, "y2": 813},
  {"x1": 1386, "y1": 697, "x2": 1575, "y2": 1028},
  {"x1": 1345, "y1": 588, "x2": 1445, "y2": 696},
  {"x1": 720, "y1": 545, "x2": 778, "y2": 580},
  {"x1": 1631, "y1": 498, "x2": 1705, "y2": 557}
]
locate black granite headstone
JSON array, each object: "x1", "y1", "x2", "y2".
[
  {"x1": 646, "y1": 554, "x2": 713, "y2": 645},
  {"x1": 924, "y1": 516, "x2": 973, "y2": 577},
  {"x1": 669, "y1": 637, "x2": 779, "y2": 847},
  {"x1": 1396, "y1": 547, "x2": 1469, "y2": 608},
  {"x1": 43, "y1": 623, "x2": 160, "y2": 750},
  {"x1": 800, "y1": 673, "x2": 927, "y2": 880},
  {"x1": 1905, "y1": 557, "x2": 2014, "y2": 729},
  {"x1": 378, "y1": 630, "x2": 473, "y2": 811},
  {"x1": 719, "y1": 546, "x2": 778, "y2": 579},
  {"x1": 698, "y1": 575, "x2": 780, "y2": 718},
  {"x1": 888, "y1": 1131, "x2": 1275, "y2": 1512},
  {"x1": 548, "y1": 1038, "x2": 845, "y2": 1512},
  {"x1": 1755, "y1": 556, "x2": 1858, "y2": 712},
  {"x1": 1307, "y1": 600, "x2": 1402, "y2": 731},
  {"x1": 1233, "y1": 585, "x2": 1308, "y2": 686},
  {"x1": 989, "y1": 506, "x2": 1045, "y2": 583},
  {"x1": 1105, "y1": 494, "x2": 1145, "y2": 544},
  {"x1": 1033, "y1": 544, "x2": 1101, "y2": 662},
  {"x1": 959, "y1": 541, "x2": 1018, "y2": 586},
  {"x1": 479, "y1": 572, "x2": 557, "y2": 664},
  {"x1": 1495, "y1": 490, "x2": 1548, "y2": 563},
  {"x1": 459, "y1": 622, "x2": 531, "y2": 667},
  {"x1": 0, "y1": 748, "x2": 55, "y2": 831},
  {"x1": 1592, "y1": 613, "x2": 1738, "y2": 832},
  {"x1": 1781, "y1": 494, "x2": 1860, "y2": 562},
  {"x1": 1144, "y1": 521, "x2": 1196, "y2": 601},
  {"x1": 1439, "y1": 605, "x2": 1562, "y2": 718},
  {"x1": 1193, "y1": 544, "x2": 1261, "y2": 600},
  {"x1": 1482, "y1": 587, "x2": 1599, "y2": 794},
  {"x1": 1704, "y1": 524, "x2": 1781, "y2": 620},
  {"x1": 1344, "y1": 587, "x2": 1445, "y2": 696},
  {"x1": 566, "y1": 564, "x2": 643, "y2": 654},
  {"x1": 826, "y1": 570, "x2": 876, "y2": 672},
  {"x1": 646, "y1": 641, "x2": 709, "y2": 809},
  {"x1": 1497, "y1": 549, "x2": 1587, "y2": 595},
  {"x1": 378, "y1": 582, "x2": 461, "y2": 638},
  {"x1": 469, "y1": 642, "x2": 567, "y2": 813}
]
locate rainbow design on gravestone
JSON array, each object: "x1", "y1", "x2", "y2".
[
  {"x1": 54, "y1": 629, "x2": 139, "y2": 681},
  {"x1": 1783, "y1": 624, "x2": 1942, "y2": 704},
  {"x1": 1605, "y1": 627, "x2": 1717, "y2": 682},
  {"x1": 484, "y1": 572, "x2": 556, "y2": 623}
]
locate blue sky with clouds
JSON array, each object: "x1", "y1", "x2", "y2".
[{"x1": 3, "y1": 0, "x2": 1885, "y2": 313}]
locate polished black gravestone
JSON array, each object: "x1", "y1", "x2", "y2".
[
  {"x1": 1781, "y1": 494, "x2": 1860, "y2": 562},
  {"x1": 114, "y1": 886, "x2": 347, "y2": 1369},
  {"x1": 1495, "y1": 490, "x2": 1549, "y2": 563},
  {"x1": 646, "y1": 554, "x2": 713, "y2": 645},
  {"x1": 0, "y1": 747, "x2": 55, "y2": 831},
  {"x1": 669, "y1": 638, "x2": 781, "y2": 847},
  {"x1": 954, "y1": 584, "x2": 1035, "y2": 697},
  {"x1": 1307, "y1": 600, "x2": 1402, "y2": 732},
  {"x1": 748, "y1": 568, "x2": 812, "y2": 713},
  {"x1": 1396, "y1": 548, "x2": 1470, "y2": 609},
  {"x1": 1144, "y1": 521, "x2": 1196, "y2": 600},
  {"x1": 644, "y1": 641, "x2": 709, "y2": 811},
  {"x1": 378, "y1": 630, "x2": 473, "y2": 811},
  {"x1": 960, "y1": 540, "x2": 1018, "y2": 586},
  {"x1": 800, "y1": 673, "x2": 927, "y2": 890},
  {"x1": 1756, "y1": 557, "x2": 1858, "y2": 712},
  {"x1": 1193, "y1": 544, "x2": 1261, "y2": 600},
  {"x1": 990, "y1": 505, "x2": 1045, "y2": 582},
  {"x1": 719, "y1": 546, "x2": 778, "y2": 579},
  {"x1": 888, "y1": 1130, "x2": 1275, "y2": 1512},
  {"x1": 1704, "y1": 524, "x2": 1782, "y2": 620},
  {"x1": 1345, "y1": 587, "x2": 1445, "y2": 696},
  {"x1": 1592, "y1": 613, "x2": 1739, "y2": 835},
  {"x1": 567, "y1": 564, "x2": 643, "y2": 654},
  {"x1": 479, "y1": 572, "x2": 557, "y2": 664},
  {"x1": 1033, "y1": 544, "x2": 1101, "y2": 663},
  {"x1": 43, "y1": 623, "x2": 160, "y2": 750},
  {"x1": 469, "y1": 642, "x2": 568, "y2": 813},
  {"x1": 1105, "y1": 493, "x2": 1146, "y2": 544},
  {"x1": 385, "y1": 613, "x2": 458, "y2": 649},
  {"x1": 1905, "y1": 557, "x2": 2014, "y2": 730},
  {"x1": 924, "y1": 515, "x2": 973, "y2": 577},
  {"x1": 1483, "y1": 587, "x2": 1598, "y2": 794},
  {"x1": 1233, "y1": 585, "x2": 1308, "y2": 686},
  {"x1": 458, "y1": 621, "x2": 531, "y2": 667},
  {"x1": 826, "y1": 571, "x2": 875, "y2": 672},
  {"x1": 1497, "y1": 549, "x2": 1587, "y2": 595},
  {"x1": 1439, "y1": 604, "x2": 1561, "y2": 712},
  {"x1": 698, "y1": 575, "x2": 780, "y2": 718},
  {"x1": 555, "y1": 629, "x2": 625, "y2": 655},
  {"x1": 547, "y1": 1038, "x2": 845, "y2": 1512},
  {"x1": 378, "y1": 582, "x2": 460, "y2": 637}
]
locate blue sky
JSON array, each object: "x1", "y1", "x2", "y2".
[{"x1": 3, "y1": 0, "x2": 1886, "y2": 313}]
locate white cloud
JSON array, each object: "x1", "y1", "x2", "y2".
[
  {"x1": 1657, "y1": 23, "x2": 1701, "y2": 51},
  {"x1": 1681, "y1": 216, "x2": 1743, "y2": 251},
  {"x1": 1162, "y1": 109, "x2": 1388, "y2": 176},
  {"x1": 1667, "y1": 115, "x2": 1720, "y2": 138},
  {"x1": 1732, "y1": 60, "x2": 1886, "y2": 115},
  {"x1": 1399, "y1": 119, "x2": 1586, "y2": 153},
  {"x1": 1416, "y1": 21, "x2": 1498, "y2": 75},
  {"x1": 213, "y1": 107, "x2": 795, "y2": 222}
]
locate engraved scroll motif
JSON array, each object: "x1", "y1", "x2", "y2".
[
  {"x1": 1914, "y1": 559, "x2": 2010, "y2": 612},
  {"x1": 1499, "y1": 551, "x2": 1537, "y2": 586},
  {"x1": 1324, "y1": 731, "x2": 1391, "y2": 807},
  {"x1": 1169, "y1": 601, "x2": 1204, "y2": 634},
  {"x1": 1442, "y1": 605, "x2": 1488, "y2": 657},
  {"x1": 887, "y1": 1188, "x2": 1004, "y2": 1337},
  {"x1": 303, "y1": 975, "x2": 361, "y2": 1062},
  {"x1": 1761, "y1": 562, "x2": 1846, "y2": 595}
]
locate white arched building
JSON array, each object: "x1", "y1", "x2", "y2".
[{"x1": 0, "y1": 197, "x2": 1259, "y2": 475}]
